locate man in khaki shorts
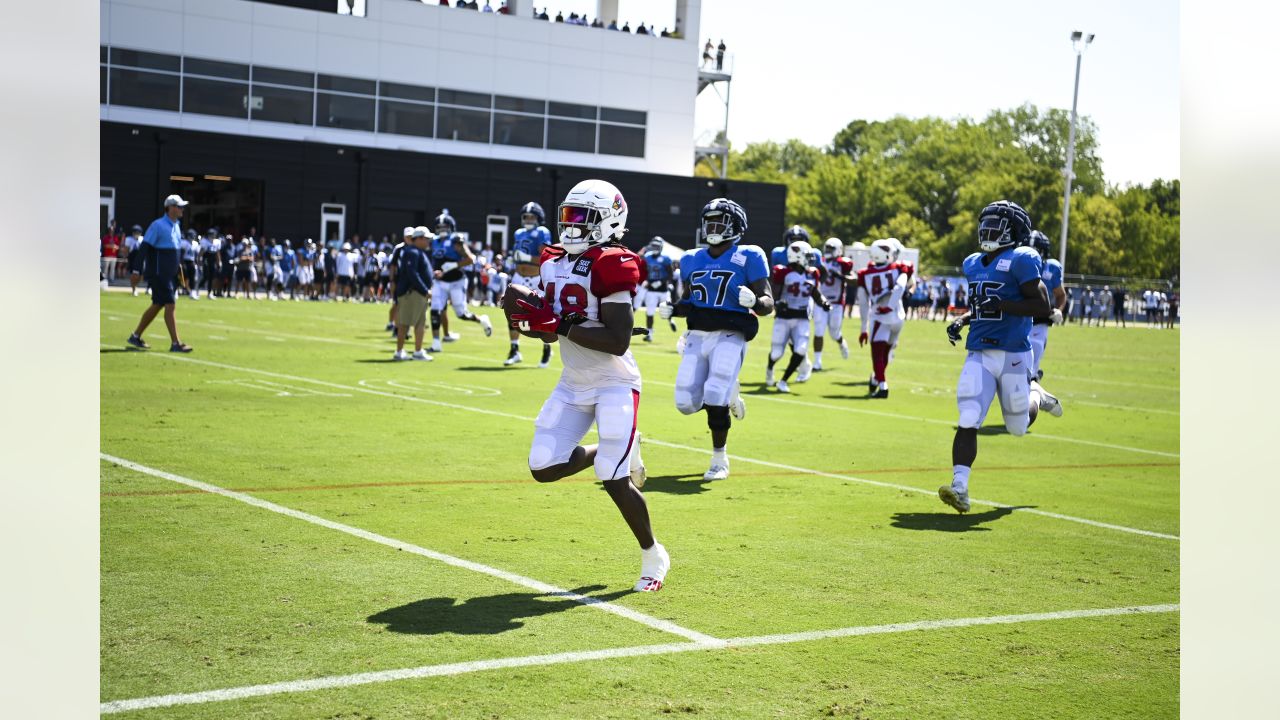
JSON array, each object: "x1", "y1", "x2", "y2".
[{"x1": 394, "y1": 227, "x2": 435, "y2": 361}]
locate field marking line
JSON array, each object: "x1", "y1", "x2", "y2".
[
  {"x1": 889, "y1": 378, "x2": 1180, "y2": 417},
  {"x1": 99, "y1": 603, "x2": 1178, "y2": 714},
  {"x1": 102, "y1": 348, "x2": 1179, "y2": 542},
  {"x1": 99, "y1": 453, "x2": 721, "y2": 647}
]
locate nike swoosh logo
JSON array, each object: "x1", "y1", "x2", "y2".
[{"x1": 1012, "y1": 361, "x2": 1022, "y2": 367}]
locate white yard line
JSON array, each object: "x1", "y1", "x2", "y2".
[
  {"x1": 102, "y1": 349, "x2": 1179, "y2": 541},
  {"x1": 99, "y1": 603, "x2": 1178, "y2": 714},
  {"x1": 100, "y1": 454, "x2": 721, "y2": 647}
]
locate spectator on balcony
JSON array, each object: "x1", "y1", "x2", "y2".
[
  {"x1": 636, "y1": 22, "x2": 648, "y2": 35},
  {"x1": 591, "y1": 17, "x2": 602, "y2": 27},
  {"x1": 621, "y1": 21, "x2": 631, "y2": 32},
  {"x1": 538, "y1": 8, "x2": 549, "y2": 20},
  {"x1": 554, "y1": 10, "x2": 563, "y2": 22},
  {"x1": 482, "y1": 0, "x2": 493, "y2": 12},
  {"x1": 497, "y1": 1, "x2": 509, "y2": 14},
  {"x1": 607, "y1": 19, "x2": 618, "y2": 30},
  {"x1": 439, "y1": 0, "x2": 449, "y2": 5},
  {"x1": 702, "y1": 39, "x2": 713, "y2": 67},
  {"x1": 660, "y1": 27, "x2": 670, "y2": 37},
  {"x1": 716, "y1": 40, "x2": 726, "y2": 70}
]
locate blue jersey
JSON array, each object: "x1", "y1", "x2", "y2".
[
  {"x1": 963, "y1": 246, "x2": 1042, "y2": 353},
  {"x1": 680, "y1": 243, "x2": 769, "y2": 315},
  {"x1": 643, "y1": 252, "x2": 674, "y2": 285},
  {"x1": 511, "y1": 226, "x2": 552, "y2": 264},
  {"x1": 280, "y1": 248, "x2": 296, "y2": 272},
  {"x1": 268, "y1": 245, "x2": 283, "y2": 267},
  {"x1": 1040, "y1": 258, "x2": 1063, "y2": 293},
  {"x1": 430, "y1": 235, "x2": 463, "y2": 264},
  {"x1": 770, "y1": 246, "x2": 787, "y2": 267}
]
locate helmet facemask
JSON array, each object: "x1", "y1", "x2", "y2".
[
  {"x1": 978, "y1": 215, "x2": 1014, "y2": 252},
  {"x1": 521, "y1": 213, "x2": 538, "y2": 230},
  {"x1": 702, "y1": 211, "x2": 735, "y2": 245},
  {"x1": 557, "y1": 203, "x2": 606, "y2": 255}
]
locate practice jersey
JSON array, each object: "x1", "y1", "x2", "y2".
[
  {"x1": 962, "y1": 246, "x2": 1042, "y2": 353},
  {"x1": 538, "y1": 244, "x2": 643, "y2": 399},
  {"x1": 772, "y1": 264, "x2": 821, "y2": 317},
  {"x1": 430, "y1": 234, "x2": 466, "y2": 281},
  {"x1": 1033, "y1": 257, "x2": 1063, "y2": 324},
  {"x1": 680, "y1": 244, "x2": 770, "y2": 314},
  {"x1": 512, "y1": 226, "x2": 552, "y2": 277},
  {"x1": 642, "y1": 252, "x2": 674, "y2": 290},
  {"x1": 818, "y1": 256, "x2": 854, "y2": 304},
  {"x1": 280, "y1": 248, "x2": 296, "y2": 273},
  {"x1": 857, "y1": 261, "x2": 914, "y2": 316}
]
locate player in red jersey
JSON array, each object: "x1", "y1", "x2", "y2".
[
  {"x1": 812, "y1": 238, "x2": 855, "y2": 370},
  {"x1": 856, "y1": 238, "x2": 914, "y2": 398},
  {"x1": 508, "y1": 179, "x2": 669, "y2": 592},
  {"x1": 766, "y1": 240, "x2": 830, "y2": 393}
]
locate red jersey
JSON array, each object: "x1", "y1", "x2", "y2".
[
  {"x1": 772, "y1": 264, "x2": 821, "y2": 316},
  {"x1": 857, "y1": 261, "x2": 914, "y2": 316},
  {"x1": 818, "y1": 256, "x2": 854, "y2": 304}
]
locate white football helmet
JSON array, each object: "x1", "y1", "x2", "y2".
[
  {"x1": 886, "y1": 237, "x2": 905, "y2": 260},
  {"x1": 557, "y1": 179, "x2": 628, "y2": 255},
  {"x1": 786, "y1": 240, "x2": 812, "y2": 266},
  {"x1": 823, "y1": 238, "x2": 844, "y2": 259},
  {"x1": 869, "y1": 239, "x2": 894, "y2": 266}
]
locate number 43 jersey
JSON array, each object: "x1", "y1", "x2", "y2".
[
  {"x1": 962, "y1": 245, "x2": 1043, "y2": 353},
  {"x1": 539, "y1": 244, "x2": 644, "y2": 399}
]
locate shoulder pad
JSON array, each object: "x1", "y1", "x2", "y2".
[
  {"x1": 538, "y1": 245, "x2": 566, "y2": 265},
  {"x1": 588, "y1": 245, "x2": 642, "y2": 297},
  {"x1": 771, "y1": 265, "x2": 790, "y2": 282}
]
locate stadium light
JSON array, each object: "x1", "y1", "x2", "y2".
[{"x1": 1058, "y1": 30, "x2": 1095, "y2": 269}]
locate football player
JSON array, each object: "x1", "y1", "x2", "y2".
[
  {"x1": 429, "y1": 210, "x2": 493, "y2": 352},
  {"x1": 767, "y1": 240, "x2": 830, "y2": 393},
  {"x1": 1025, "y1": 230, "x2": 1065, "y2": 417},
  {"x1": 509, "y1": 179, "x2": 668, "y2": 592},
  {"x1": 856, "y1": 238, "x2": 914, "y2": 398},
  {"x1": 813, "y1": 238, "x2": 854, "y2": 370},
  {"x1": 505, "y1": 202, "x2": 555, "y2": 367},
  {"x1": 659, "y1": 198, "x2": 773, "y2": 481},
  {"x1": 635, "y1": 237, "x2": 678, "y2": 342},
  {"x1": 939, "y1": 201, "x2": 1054, "y2": 514}
]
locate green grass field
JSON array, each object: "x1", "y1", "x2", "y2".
[{"x1": 100, "y1": 291, "x2": 1179, "y2": 718}]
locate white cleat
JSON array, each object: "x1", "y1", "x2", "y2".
[
  {"x1": 392, "y1": 350, "x2": 408, "y2": 361},
  {"x1": 765, "y1": 367, "x2": 775, "y2": 387},
  {"x1": 430, "y1": 338, "x2": 443, "y2": 353},
  {"x1": 730, "y1": 394, "x2": 746, "y2": 421},
  {"x1": 412, "y1": 350, "x2": 434, "y2": 361},
  {"x1": 703, "y1": 460, "x2": 729, "y2": 481},
  {"x1": 839, "y1": 337, "x2": 850, "y2": 360},
  {"x1": 635, "y1": 542, "x2": 669, "y2": 592},
  {"x1": 813, "y1": 360, "x2": 823, "y2": 371},
  {"x1": 796, "y1": 358, "x2": 813, "y2": 383},
  {"x1": 479, "y1": 314, "x2": 493, "y2": 337},
  {"x1": 776, "y1": 379, "x2": 791, "y2": 394},
  {"x1": 1033, "y1": 381, "x2": 1064, "y2": 417},
  {"x1": 504, "y1": 351, "x2": 523, "y2": 366},
  {"x1": 938, "y1": 485, "x2": 971, "y2": 514},
  {"x1": 629, "y1": 432, "x2": 646, "y2": 489}
]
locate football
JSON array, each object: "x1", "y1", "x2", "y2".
[{"x1": 502, "y1": 283, "x2": 558, "y2": 342}]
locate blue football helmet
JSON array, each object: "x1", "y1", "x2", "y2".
[
  {"x1": 647, "y1": 237, "x2": 665, "y2": 253},
  {"x1": 701, "y1": 198, "x2": 748, "y2": 245},
  {"x1": 520, "y1": 202, "x2": 545, "y2": 229},
  {"x1": 783, "y1": 225, "x2": 811, "y2": 245},
  {"x1": 1027, "y1": 229, "x2": 1052, "y2": 259},
  {"x1": 435, "y1": 210, "x2": 457, "y2": 236},
  {"x1": 977, "y1": 200, "x2": 1031, "y2": 252}
]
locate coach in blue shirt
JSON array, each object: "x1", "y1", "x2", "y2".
[{"x1": 127, "y1": 194, "x2": 193, "y2": 352}]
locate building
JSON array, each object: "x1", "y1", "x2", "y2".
[{"x1": 99, "y1": 0, "x2": 785, "y2": 250}]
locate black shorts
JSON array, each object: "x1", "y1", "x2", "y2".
[
  {"x1": 150, "y1": 276, "x2": 176, "y2": 305},
  {"x1": 128, "y1": 249, "x2": 144, "y2": 274},
  {"x1": 338, "y1": 275, "x2": 354, "y2": 287}
]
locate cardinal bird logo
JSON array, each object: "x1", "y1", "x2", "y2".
[{"x1": 612, "y1": 194, "x2": 625, "y2": 213}]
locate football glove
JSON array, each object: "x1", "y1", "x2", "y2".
[
  {"x1": 946, "y1": 318, "x2": 965, "y2": 346},
  {"x1": 738, "y1": 285, "x2": 757, "y2": 308},
  {"x1": 972, "y1": 295, "x2": 1002, "y2": 314},
  {"x1": 858, "y1": 331, "x2": 868, "y2": 347},
  {"x1": 1050, "y1": 308, "x2": 1064, "y2": 325},
  {"x1": 658, "y1": 302, "x2": 675, "y2": 320},
  {"x1": 511, "y1": 299, "x2": 561, "y2": 334}
]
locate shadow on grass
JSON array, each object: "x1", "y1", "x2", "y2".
[
  {"x1": 368, "y1": 585, "x2": 630, "y2": 635},
  {"x1": 625, "y1": 473, "x2": 713, "y2": 495},
  {"x1": 889, "y1": 505, "x2": 1035, "y2": 533},
  {"x1": 455, "y1": 365, "x2": 521, "y2": 372},
  {"x1": 819, "y1": 394, "x2": 883, "y2": 402},
  {"x1": 99, "y1": 348, "x2": 139, "y2": 354}
]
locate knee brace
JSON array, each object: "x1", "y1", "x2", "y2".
[
  {"x1": 705, "y1": 404, "x2": 731, "y2": 432},
  {"x1": 430, "y1": 310, "x2": 442, "y2": 331}
]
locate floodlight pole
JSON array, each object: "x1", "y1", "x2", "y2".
[{"x1": 1059, "y1": 32, "x2": 1093, "y2": 269}]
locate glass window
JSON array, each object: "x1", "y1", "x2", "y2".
[
  {"x1": 598, "y1": 124, "x2": 645, "y2": 158},
  {"x1": 549, "y1": 102, "x2": 596, "y2": 120},
  {"x1": 100, "y1": 66, "x2": 107, "y2": 104},
  {"x1": 379, "y1": 81, "x2": 434, "y2": 102},
  {"x1": 317, "y1": 92, "x2": 374, "y2": 131},
  {"x1": 436, "y1": 106, "x2": 490, "y2": 143},
  {"x1": 378, "y1": 100, "x2": 434, "y2": 137},
  {"x1": 109, "y1": 68, "x2": 180, "y2": 111},
  {"x1": 600, "y1": 107, "x2": 646, "y2": 126},
  {"x1": 495, "y1": 96, "x2": 545, "y2": 114},
  {"x1": 100, "y1": 46, "x2": 108, "y2": 63},
  {"x1": 493, "y1": 113, "x2": 544, "y2": 148},
  {"x1": 438, "y1": 89, "x2": 490, "y2": 108},
  {"x1": 184, "y1": 57, "x2": 250, "y2": 81},
  {"x1": 251, "y1": 84, "x2": 314, "y2": 125},
  {"x1": 183, "y1": 76, "x2": 249, "y2": 119},
  {"x1": 110, "y1": 48, "x2": 180, "y2": 72},
  {"x1": 318, "y1": 74, "x2": 376, "y2": 95},
  {"x1": 252, "y1": 65, "x2": 314, "y2": 89},
  {"x1": 547, "y1": 118, "x2": 596, "y2": 153}
]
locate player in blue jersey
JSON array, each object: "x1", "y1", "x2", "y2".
[
  {"x1": 1025, "y1": 230, "x2": 1066, "y2": 417},
  {"x1": 504, "y1": 202, "x2": 555, "y2": 367},
  {"x1": 659, "y1": 198, "x2": 774, "y2": 481},
  {"x1": 939, "y1": 201, "x2": 1057, "y2": 513},
  {"x1": 635, "y1": 237, "x2": 679, "y2": 342},
  {"x1": 428, "y1": 210, "x2": 493, "y2": 352}
]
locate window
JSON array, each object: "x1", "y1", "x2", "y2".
[
  {"x1": 547, "y1": 118, "x2": 596, "y2": 153},
  {"x1": 252, "y1": 66, "x2": 314, "y2": 89},
  {"x1": 379, "y1": 81, "x2": 434, "y2": 102},
  {"x1": 438, "y1": 89, "x2": 491, "y2": 109},
  {"x1": 318, "y1": 74, "x2": 375, "y2": 95},
  {"x1": 184, "y1": 57, "x2": 250, "y2": 81},
  {"x1": 100, "y1": 66, "x2": 107, "y2": 104},
  {"x1": 549, "y1": 102, "x2": 596, "y2": 120},
  {"x1": 493, "y1": 113, "x2": 544, "y2": 148},
  {"x1": 183, "y1": 76, "x2": 249, "y2": 119},
  {"x1": 109, "y1": 68, "x2": 179, "y2": 111},
  {"x1": 378, "y1": 100, "x2": 434, "y2": 137},
  {"x1": 100, "y1": 46, "x2": 108, "y2": 63},
  {"x1": 437, "y1": 107, "x2": 490, "y2": 143},
  {"x1": 601, "y1": 107, "x2": 646, "y2": 125},
  {"x1": 598, "y1": 124, "x2": 645, "y2": 157},
  {"x1": 495, "y1": 96, "x2": 545, "y2": 114},
  {"x1": 111, "y1": 48, "x2": 180, "y2": 72},
  {"x1": 317, "y1": 92, "x2": 374, "y2": 131},
  {"x1": 251, "y1": 85, "x2": 313, "y2": 125}
]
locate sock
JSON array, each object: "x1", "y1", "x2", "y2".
[
  {"x1": 878, "y1": 381, "x2": 888, "y2": 391},
  {"x1": 541, "y1": 344, "x2": 552, "y2": 362},
  {"x1": 814, "y1": 351, "x2": 823, "y2": 364},
  {"x1": 952, "y1": 465, "x2": 970, "y2": 493},
  {"x1": 510, "y1": 340, "x2": 519, "y2": 352},
  {"x1": 711, "y1": 446, "x2": 727, "y2": 464},
  {"x1": 871, "y1": 342, "x2": 890, "y2": 382}
]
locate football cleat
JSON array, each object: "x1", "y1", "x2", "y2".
[
  {"x1": 635, "y1": 542, "x2": 669, "y2": 592},
  {"x1": 938, "y1": 485, "x2": 970, "y2": 513},
  {"x1": 872, "y1": 387, "x2": 889, "y2": 399},
  {"x1": 504, "y1": 351, "x2": 523, "y2": 366},
  {"x1": 444, "y1": 332, "x2": 461, "y2": 343},
  {"x1": 1033, "y1": 381, "x2": 1064, "y2": 417},
  {"x1": 765, "y1": 367, "x2": 775, "y2": 387},
  {"x1": 412, "y1": 350, "x2": 433, "y2": 361},
  {"x1": 776, "y1": 379, "x2": 790, "y2": 394},
  {"x1": 730, "y1": 394, "x2": 746, "y2": 421},
  {"x1": 629, "y1": 432, "x2": 646, "y2": 488},
  {"x1": 479, "y1": 315, "x2": 493, "y2": 337},
  {"x1": 393, "y1": 349, "x2": 408, "y2": 361},
  {"x1": 839, "y1": 337, "x2": 850, "y2": 360},
  {"x1": 813, "y1": 359, "x2": 823, "y2": 371},
  {"x1": 538, "y1": 347, "x2": 553, "y2": 368},
  {"x1": 796, "y1": 359, "x2": 812, "y2": 382},
  {"x1": 704, "y1": 461, "x2": 729, "y2": 481},
  {"x1": 868, "y1": 374, "x2": 878, "y2": 392},
  {"x1": 643, "y1": 330, "x2": 653, "y2": 342}
]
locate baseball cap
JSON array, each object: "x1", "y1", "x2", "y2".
[
  {"x1": 131, "y1": 225, "x2": 143, "y2": 233},
  {"x1": 412, "y1": 226, "x2": 431, "y2": 238},
  {"x1": 403, "y1": 226, "x2": 414, "y2": 237},
  {"x1": 164, "y1": 194, "x2": 189, "y2": 207},
  {"x1": 342, "y1": 242, "x2": 352, "y2": 250}
]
